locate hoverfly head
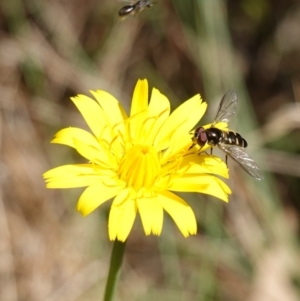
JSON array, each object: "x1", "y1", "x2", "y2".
[{"x1": 193, "y1": 127, "x2": 207, "y2": 147}]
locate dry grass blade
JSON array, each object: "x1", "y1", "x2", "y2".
[{"x1": 261, "y1": 103, "x2": 300, "y2": 144}]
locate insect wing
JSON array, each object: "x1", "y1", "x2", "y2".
[
  {"x1": 213, "y1": 90, "x2": 238, "y2": 124},
  {"x1": 218, "y1": 144, "x2": 263, "y2": 180},
  {"x1": 135, "y1": 0, "x2": 153, "y2": 11}
]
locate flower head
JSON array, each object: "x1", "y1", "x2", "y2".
[{"x1": 43, "y1": 79, "x2": 231, "y2": 241}]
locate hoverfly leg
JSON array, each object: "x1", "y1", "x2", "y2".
[
  {"x1": 225, "y1": 154, "x2": 228, "y2": 166},
  {"x1": 188, "y1": 143, "x2": 195, "y2": 150},
  {"x1": 210, "y1": 147, "x2": 213, "y2": 155},
  {"x1": 198, "y1": 150, "x2": 209, "y2": 156}
]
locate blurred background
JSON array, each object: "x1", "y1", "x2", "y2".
[{"x1": 1, "y1": 0, "x2": 300, "y2": 300}]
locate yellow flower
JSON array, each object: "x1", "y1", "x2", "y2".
[{"x1": 43, "y1": 79, "x2": 231, "y2": 241}]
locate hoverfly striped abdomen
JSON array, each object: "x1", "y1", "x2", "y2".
[{"x1": 222, "y1": 131, "x2": 248, "y2": 148}]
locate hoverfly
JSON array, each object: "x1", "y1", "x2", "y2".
[
  {"x1": 191, "y1": 90, "x2": 263, "y2": 180},
  {"x1": 118, "y1": 0, "x2": 153, "y2": 20}
]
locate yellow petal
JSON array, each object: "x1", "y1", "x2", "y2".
[
  {"x1": 143, "y1": 88, "x2": 170, "y2": 145},
  {"x1": 156, "y1": 95, "x2": 207, "y2": 150},
  {"x1": 73, "y1": 139, "x2": 116, "y2": 169},
  {"x1": 160, "y1": 135, "x2": 192, "y2": 164},
  {"x1": 71, "y1": 95, "x2": 107, "y2": 138},
  {"x1": 137, "y1": 195, "x2": 163, "y2": 236},
  {"x1": 77, "y1": 181, "x2": 124, "y2": 216},
  {"x1": 169, "y1": 175, "x2": 231, "y2": 202},
  {"x1": 177, "y1": 154, "x2": 229, "y2": 178},
  {"x1": 158, "y1": 191, "x2": 197, "y2": 237},
  {"x1": 109, "y1": 190, "x2": 137, "y2": 241},
  {"x1": 51, "y1": 127, "x2": 101, "y2": 150},
  {"x1": 43, "y1": 164, "x2": 102, "y2": 188},
  {"x1": 129, "y1": 79, "x2": 149, "y2": 141},
  {"x1": 90, "y1": 90, "x2": 127, "y2": 131}
]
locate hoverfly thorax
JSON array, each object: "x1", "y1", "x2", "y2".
[{"x1": 205, "y1": 128, "x2": 224, "y2": 146}]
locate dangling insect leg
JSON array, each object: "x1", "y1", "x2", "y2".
[
  {"x1": 225, "y1": 154, "x2": 228, "y2": 166},
  {"x1": 188, "y1": 143, "x2": 195, "y2": 150}
]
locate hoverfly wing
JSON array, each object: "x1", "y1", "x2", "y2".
[
  {"x1": 213, "y1": 90, "x2": 238, "y2": 125},
  {"x1": 218, "y1": 144, "x2": 263, "y2": 180}
]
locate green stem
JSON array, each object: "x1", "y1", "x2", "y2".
[{"x1": 103, "y1": 240, "x2": 127, "y2": 301}]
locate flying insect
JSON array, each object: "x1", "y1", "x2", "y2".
[
  {"x1": 191, "y1": 90, "x2": 263, "y2": 180},
  {"x1": 118, "y1": 0, "x2": 153, "y2": 19}
]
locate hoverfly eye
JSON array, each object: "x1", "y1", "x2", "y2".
[
  {"x1": 194, "y1": 127, "x2": 207, "y2": 145},
  {"x1": 200, "y1": 130, "x2": 207, "y2": 143}
]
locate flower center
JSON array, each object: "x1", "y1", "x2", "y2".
[{"x1": 118, "y1": 145, "x2": 161, "y2": 190}]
